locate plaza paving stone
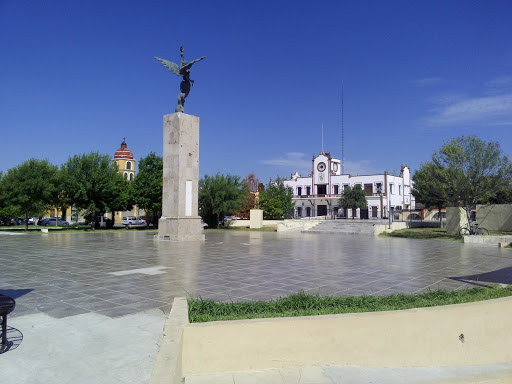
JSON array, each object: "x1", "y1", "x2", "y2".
[{"x1": 1, "y1": 230, "x2": 511, "y2": 319}]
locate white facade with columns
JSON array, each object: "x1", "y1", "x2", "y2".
[{"x1": 284, "y1": 152, "x2": 415, "y2": 219}]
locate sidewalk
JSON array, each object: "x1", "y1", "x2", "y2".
[{"x1": 184, "y1": 365, "x2": 512, "y2": 384}]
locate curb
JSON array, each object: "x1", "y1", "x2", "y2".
[{"x1": 149, "y1": 297, "x2": 189, "y2": 384}]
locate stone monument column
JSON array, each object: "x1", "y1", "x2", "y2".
[{"x1": 156, "y1": 112, "x2": 204, "y2": 241}]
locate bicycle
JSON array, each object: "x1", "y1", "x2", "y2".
[{"x1": 458, "y1": 222, "x2": 489, "y2": 236}]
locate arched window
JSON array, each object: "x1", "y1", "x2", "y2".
[
  {"x1": 126, "y1": 161, "x2": 132, "y2": 170},
  {"x1": 130, "y1": 173, "x2": 134, "y2": 181},
  {"x1": 124, "y1": 172, "x2": 128, "y2": 180}
]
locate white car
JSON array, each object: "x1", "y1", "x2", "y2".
[{"x1": 121, "y1": 216, "x2": 145, "y2": 226}]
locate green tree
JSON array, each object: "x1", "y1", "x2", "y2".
[
  {"x1": 0, "y1": 159, "x2": 59, "y2": 229},
  {"x1": 133, "y1": 152, "x2": 163, "y2": 227},
  {"x1": 427, "y1": 135, "x2": 512, "y2": 223},
  {"x1": 234, "y1": 172, "x2": 259, "y2": 219},
  {"x1": 338, "y1": 184, "x2": 367, "y2": 219},
  {"x1": 259, "y1": 177, "x2": 294, "y2": 220},
  {"x1": 61, "y1": 152, "x2": 120, "y2": 220},
  {"x1": 107, "y1": 172, "x2": 135, "y2": 226},
  {"x1": 412, "y1": 163, "x2": 450, "y2": 227},
  {"x1": 199, "y1": 173, "x2": 245, "y2": 228}
]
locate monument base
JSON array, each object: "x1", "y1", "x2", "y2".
[
  {"x1": 155, "y1": 216, "x2": 205, "y2": 242},
  {"x1": 250, "y1": 209, "x2": 263, "y2": 229}
]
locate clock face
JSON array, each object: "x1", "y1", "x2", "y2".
[
  {"x1": 333, "y1": 163, "x2": 338, "y2": 172},
  {"x1": 317, "y1": 162, "x2": 326, "y2": 172}
]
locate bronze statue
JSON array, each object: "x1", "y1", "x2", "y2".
[{"x1": 155, "y1": 46, "x2": 206, "y2": 113}]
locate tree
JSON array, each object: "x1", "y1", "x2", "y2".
[
  {"x1": 61, "y1": 152, "x2": 120, "y2": 220},
  {"x1": 0, "y1": 159, "x2": 60, "y2": 230},
  {"x1": 234, "y1": 172, "x2": 260, "y2": 219},
  {"x1": 426, "y1": 135, "x2": 512, "y2": 224},
  {"x1": 133, "y1": 153, "x2": 163, "y2": 227},
  {"x1": 412, "y1": 162, "x2": 450, "y2": 226},
  {"x1": 199, "y1": 173, "x2": 245, "y2": 227},
  {"x1": 259, "y1": 177, "x2": 294, "y2": 220},
  {"x1": 338, "y1": 184, "x2": 367, "y2": 219},
  {"x1": 108, "y1": 172, "x2": 135, "y2": 226}
]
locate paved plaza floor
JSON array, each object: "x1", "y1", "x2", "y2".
[
  {"x1": 1, "y1": 230, "x2": 511, "y2": 383},
  {"x1": 2, "y1": 230, "x2": 511, "y2": 320}
]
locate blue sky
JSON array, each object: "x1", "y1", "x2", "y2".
[{"x1": 1, "y1": 0, "x2": 511, "y2": 183}]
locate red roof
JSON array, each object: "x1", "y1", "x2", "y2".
[{"x1": 114, "y1": 139, "x2": 134, "y2": 160}]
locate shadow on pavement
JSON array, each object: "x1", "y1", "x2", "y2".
[
  {"x1": 0, "y1": 289, "x2": 33, "y2": 299},
  {"x1": 449, "y1": 266, "x2": 512, "y2": 286},
  {"x1": 0, "y1": 326, "x2": 23, "y2": 354}
]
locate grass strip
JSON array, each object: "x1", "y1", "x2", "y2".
[
  {"x1": 188, "y1": 286, "x2": 512, "y2": 323},
  {"x1": 379, "y1": 227, "x2": 460, "y2": 241}
]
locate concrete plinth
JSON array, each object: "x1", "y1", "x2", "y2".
[
  {"x1": 156, "y1": 112, "x2": 204, "y2": 242},
  {"x1": 250, "y1": 209, "x2": 263, "y2": 229}
]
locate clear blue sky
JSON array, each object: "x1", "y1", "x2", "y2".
[{"x1": 1, "y1": 0, "x2": 511, "y2": 183}]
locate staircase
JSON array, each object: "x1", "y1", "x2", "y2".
[{"x1": 303, "y1": 219, "x2": 388, "y2": 235}]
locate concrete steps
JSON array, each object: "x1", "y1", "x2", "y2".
[{"x1": 303, "y1": 219, "x2": 387, "y2": 235}]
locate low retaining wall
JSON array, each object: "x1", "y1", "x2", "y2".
[
  {"x1": 276, "y1": 219, "x2": 322, "y2": 232},
  {"x1": 151, "y1": 297, "x2": 512, "y2": 382},
  {"x1": 181, "y1": 297, "x2": 512, "y2": 376},
  {"x1": 226, "y1": 219, "x2": 282, "y2": 228},
  {"x1": 463, "y1": 235, "x2": 512, "y2": 247}
]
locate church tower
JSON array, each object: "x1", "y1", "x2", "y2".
[{"x1": 114, "y1": 138, "x2": 136, "y2": 181}]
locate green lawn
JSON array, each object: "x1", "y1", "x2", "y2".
[
  {"x1": 379, "y1": 227, "x2": 460, "y2": 241},
  {"x1": 188, "y1": 286, "x2": 512, "y2": 323}
]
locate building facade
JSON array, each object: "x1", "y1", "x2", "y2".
[{"x1": 284, "y1": 152, "x2": 415, "y2": 219}]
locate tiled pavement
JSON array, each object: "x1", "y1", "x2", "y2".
[{"x1": 1, "y1": 230, "x2": 511, "y2": 319}]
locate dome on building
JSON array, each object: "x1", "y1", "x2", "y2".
[{"x1": 114, "y1": 138, "x2": 134, "y2": 160}]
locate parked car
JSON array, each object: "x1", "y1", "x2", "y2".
[
  {"x1": 201, "y1": 220, "x2": 208, "y2": 229},
  {"x1": 1, "y1": 217, "x2": 21, "y2": 226},
  {"x1": 121, "y1": 216, "x2": 145, "y2": 226},
  {"x1": 44, "y1": 218, "x2": 69, "y2": 226},
  {"x1": 37, "y1": 218, "x2": 52, "y2": 226}
]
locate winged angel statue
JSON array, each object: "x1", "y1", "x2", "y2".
[{"x1": 155, "y1": 46, "x2": 206, "y2": 113}]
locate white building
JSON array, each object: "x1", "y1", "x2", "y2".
[{"x1": 284, "y1": 152, "x2": 415, "y2": 219}]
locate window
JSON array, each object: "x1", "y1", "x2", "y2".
[
  {"x1": 333, "y1": 185, "x2": 339, "y2": 194},
  {"x1": 124, "y1": 172, "x2": 128, "y2": 180},
  {"x1": 306, "y1": 207, "x2": 311, "y2": 217},
  {"x1": 389, "y1": 184, "x2": 394, "y2": 194},
  {"x1": 376, "y1": 183, "x2": 382, "y2": 193},
  {"x1": 297, "y1": 207, "x2": 302, "y2": 217},
  {"x1": 306, "y1": 186, "x2": 311, "y2": 195},
  {"x1": 130, "y1": 173, "x2": 134, "y2": 181},
  {"x1": 126, "y1": 161, "x2": 132, "y2": 170},
  {"x1": 364, "y1": 184, "x2": 373, "y2": 195},
  {"x1": 297, "y1": 187, "x2": 302, "y2": 196},
  {"x1": 399, "y1": 185, "x2": 401, "y2": 195},
  {"x1": 343, "y1": 184, "x2": 350, "y2": 190},
  {"x1": 317, "y1": 185, "x2": 326, "y2": 195}
]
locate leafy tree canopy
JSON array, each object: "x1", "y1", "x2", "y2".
[
  {"x1": 338, "y1": 184, "x2": 368, "y2": 219},
  {"x1": 418, "y1": 135, "x2": 512, "y2": 222},
  {"x1": 0, "y1": 159, "x2": 59, "y2": 229},
  {"x1": 199, "y1": 173, "x2": 245, "y2": 227},
  {"x1": 133, "y1": 152, "x2": 163, "y2": 226},
  {"x1": 412, "y1": 163, "x2": 450, "y2": 225},
  {"x1": 61, "y1": 152, "x2": 120, "y2": 218},
  {"x1": 259, "y1": 177, "x2": 294, "y2": 220}
]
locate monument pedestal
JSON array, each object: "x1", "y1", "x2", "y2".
[{"x1": 155, "y1": 112, "x2": 204, "y2": 242}]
